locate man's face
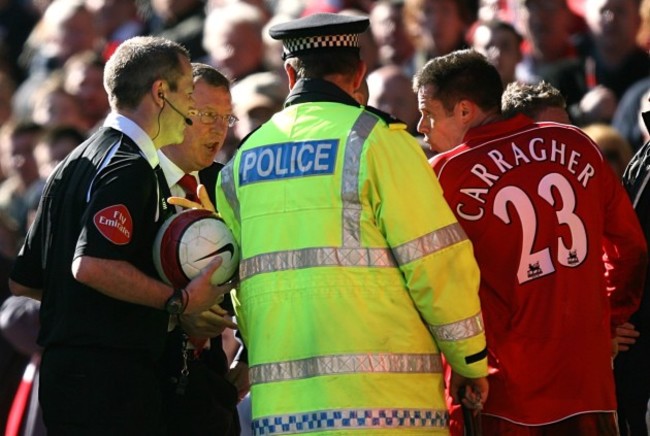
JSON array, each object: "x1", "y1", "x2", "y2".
[
  {"x1": 162, "y1": 57, "x2": 195, "y2": 147},
  {"x1": 179, "y1": 79, "x2": 233, "y2": 172},
  {"x1": 417, "y1": 84, "x2": 465, "y2": 153},
  {"x1": 472, "y1": 25, "x2": 522, "y2": 85},
  {"x1": 585, "y1": 0, "x2": 640, "y2": 51}
]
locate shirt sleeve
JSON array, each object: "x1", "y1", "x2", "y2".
[
  {"x1": 363, "y1": 126, "x2": 488, "y2": 378},
  {"x1": 75, "y1": 153, "x2": 158, "y2": 262}
]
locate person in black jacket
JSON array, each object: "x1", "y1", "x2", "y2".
[{"x1": 619, "y1": 110, "x2": 650, "y2": 436}]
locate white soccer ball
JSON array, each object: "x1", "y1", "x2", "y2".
[{"x1": 153, "y1": 209, "x2": 240, "y2": 287}]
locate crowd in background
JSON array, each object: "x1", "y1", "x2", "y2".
[{"x1": 0, "y1": 0, "x2": 649, "y2": 433}]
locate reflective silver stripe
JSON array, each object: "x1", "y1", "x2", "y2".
[
  {"x1": 240, "y1": 112, "x2": 392, "y2": 280},
  {"x1": 392, "y1": 222, "x2": 469, "y2": 266},
  {"x1": 253, "y1": 408, "x2": 448, "y2": 435},
  {"x1": 240, "y1": 246, "x2": 396, "y2": 279},
  {"x1": 429, "y1": 312, "x2": 484, "y2": 342},
  {"x1": 219, "y1": 160, "x2": 240, "y2": 223},
  {"x1": 341, "y1": 111, "x2": 378, "y2": 247},
  {"x1": 250, "y1": 353, "x2": 442, "y2": 385}
]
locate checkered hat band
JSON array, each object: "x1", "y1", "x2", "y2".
[{"x1": 283, "y1": 34, "x2": 360, "y2": 55}]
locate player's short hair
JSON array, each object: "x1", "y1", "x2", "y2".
[
  {"x1": 501, "y1": 81, "x2": 566, "y2": 120},
  {"x1": 412, "y1": 49, "x2": 502, "y2": 114}
]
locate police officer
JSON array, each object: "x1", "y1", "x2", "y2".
[
  {"x1": 215, "y1": 13, "x2": 489, "y2": 435},
  {"x1": 8, "y1": 36, "x2": 227, "y2": 434}
]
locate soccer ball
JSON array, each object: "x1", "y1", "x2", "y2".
[{"x1": 153, "y1": 209, "x2": 240, "y2": 287}]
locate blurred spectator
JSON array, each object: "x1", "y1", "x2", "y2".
[
  {"x1": 403, "y1": 0, "x2": 472, "y2": 72},
  {"x1": 148, "y1": 0, "x2": 207, "y2": 60},
  {"x1": 225, "y1": 71, "x2": 286, "y2": 163},
  {"x1": 32, "y1": 126, "x2": 85, "y2": 181},
  {"x1": 0, "y1": 120, "x2": 43, "y2": 236},
  {"x1": 84, "y1": 0, "x2": 149, "y2": 60},
  {"x1": 0, "y1": 296, "x2": 44, "y2": 436},
  {"x1": 353, "y1": 75, "x2": 369, "y2": 104},
  {"x1": 14, "y1": 0, "x2": 99, "y2": 120},
  {"x1": 369, "y1": 0, "x2": 416, "y2": 73},
  {"x1": 367, "y1": 64, "x2": 420, "y2": 134},
  {"x1": 30, "y1": 75, "x2": 87, "y2": 132},
  {"x1": 0, "y1": 71, "x2": 16, "y2": 128},
  {"x1": 261, "y1": 13, "x2": 293, "y2": 75},
  {"x1": 0, "y1": 0, "x2": 39, "y2": 84},
  {"x1": 0, "y1": 210, "x2": 17, "y2": 260},
  {"x1": 612, "y1": 76, "x2": 650, "y2": 152},
  {"x1": 300, "y1": 0, "x2": 374, "y2": 16},
  {"x1": 580, "y1": 0, "x2": 648, "y2": 99},
  {"x1": 273, "y1": 0, "x2": 307, "y2": 18},
  {"x1": 582, "y1": 123, "x2": 633, "y2": 179},
  {"x1": 0, "y1": 237, "x2": 25, "y2": 434},
  {"x1": 19, "y1": 0, "x2": 99, "y2": 77},
  {"x1": 341, "y1": 8, "x2": 380, "y2": 73},
  {"x1": 468, "y1": 19, "x2": 523, "y2": 86},
  {"x1": 23, "y1": 126, "x2": 84, "y2": 229},
  {"x1": 477, "y1": 0, "x2": 504, "y2": 21},
  {"x1": 559, "y1": 0, "x2": 650, "y2": 125},
  {"x1": 514, "y1": 0, "x2": 581, "y2": 86},
  {"x1": 62, "y1": 51, "x2": 110, "y2": 132},
  {"x1": 637, "y1": 0, "x2": 650, "y2": 49},
  {"x1": 202, "y1": 2, "x2": 267, "y2": 81}
]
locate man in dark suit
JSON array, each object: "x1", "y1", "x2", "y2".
[{"x1": 158, "y1": 62, "x2": 247, "y2": 436}]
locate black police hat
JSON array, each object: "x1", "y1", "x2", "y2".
[{"x1": 269, "y1": 13, "x2": 369, "y2": 60}]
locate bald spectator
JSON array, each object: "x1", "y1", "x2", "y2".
[
  {"x1": 224, "y1": 71, "x2": 286, "y2": 164},
  {"x1": 367, "y1": 64, "x2": 420, "y2": 135},
  {"x1": 202, "y1": 2, "x2": 267, "y2": 82}
]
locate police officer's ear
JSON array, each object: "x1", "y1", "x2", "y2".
[
  {"x1": 352, "y1": 60, "x2": 367, "y2": 96},
  {"x1": 284, "y1": 61, "x2": 299, "y2": 90}
]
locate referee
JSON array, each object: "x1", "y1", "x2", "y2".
[{"x1": 8, "y1": 36, "x2": 228, "y2": 434}]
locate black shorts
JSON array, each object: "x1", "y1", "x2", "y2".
[{"x1": 40, "y1": 346, "x2": 164, "y2": 436}]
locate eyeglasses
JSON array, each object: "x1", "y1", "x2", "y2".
[{"x1": 192, "y1": 110, "x2": 239, "y2": 127}]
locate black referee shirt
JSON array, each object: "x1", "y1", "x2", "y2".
[{"x1": 11, "y1": 126, "x2": 172, "y2": 359}]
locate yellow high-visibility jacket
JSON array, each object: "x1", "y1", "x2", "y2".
[{"x1": 217, "y1": 95, "x2": 487, "y2": 435}]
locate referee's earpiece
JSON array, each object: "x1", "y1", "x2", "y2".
[{"x1": 158, "y1": 91, "x2": 164, "y2": 99}]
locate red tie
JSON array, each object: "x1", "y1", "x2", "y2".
[
  {"x1": 178, "y1": 174, "x2": 199, "y2": 203},
  {"x1": 178, "y1": 173, "x2": 207, "y2": 354}
]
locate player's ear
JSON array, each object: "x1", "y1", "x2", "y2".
[{"x1": 456, "y1": 100, "x2": 474, "y2": 122}]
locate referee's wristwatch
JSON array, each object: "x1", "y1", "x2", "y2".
[{"x1": 164, "y1": 288, "x2": 185, "y2": 315}]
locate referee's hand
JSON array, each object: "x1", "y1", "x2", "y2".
[{"x1": 184, "y1": 256, "x2": 234, "y2": 314}]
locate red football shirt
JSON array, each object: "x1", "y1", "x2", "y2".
[{"x1": 432, "y1": 115, "x2": 646, "y2": 425}]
